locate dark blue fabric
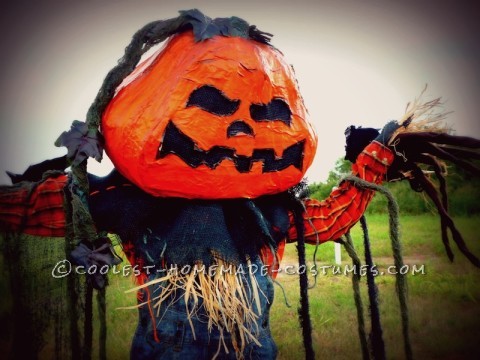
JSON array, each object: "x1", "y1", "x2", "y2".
[
  {"x1": 87, "y1": 171, "x2": 296, "y2": 359},
  {"x1": 88, "y1": 171, "x2": 290, "y2": 268}
]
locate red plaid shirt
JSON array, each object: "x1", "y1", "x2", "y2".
[
  {"x1": 262, "y1": 141, "x2": 394, "y2": 271},
  {"x1": 0, "y1": 173, "x2": 68, "y2": 237},
  {"x1": 0, "y1": 141, "x2": 394, "y2": 266}
]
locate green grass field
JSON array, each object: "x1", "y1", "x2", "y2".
[
  {"x1": 101, "y1": 214, "x2": 480, "y2": 359},
  {"x1": 2, "y1": 213, "x2": 480, "y2": 359},
  {"x1": 270, "y1": 214, "x2": 480, "y2": 359}
]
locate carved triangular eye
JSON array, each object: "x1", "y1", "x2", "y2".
[
  {"x1": 186, "y1": 85, "x2": 240, "y2": 116},
  {"x1": 250, "y1": 99, "x2": 292, "y2": 126}
]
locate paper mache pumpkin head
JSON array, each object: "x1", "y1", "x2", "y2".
[{"x1": 102, "y1": 23, "x2": 317, "y2": 199}]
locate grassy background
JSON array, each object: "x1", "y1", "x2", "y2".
[
  {"x1": 99, "y1": 213, "x2": 480, "y2": 359},
  {"x1": 1, "y1": 213, "x2": 479, "y2": 359},
  {"x1": 270, "y1": 214, "x2": 480, "y2": 360}
]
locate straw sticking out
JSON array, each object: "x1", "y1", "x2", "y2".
[
  {"x1": 390, "y1": 85, "x2": 452, "y2": 144},
  {"x1": 123, "y1": 258, "x2": 266, "y2": 359}
]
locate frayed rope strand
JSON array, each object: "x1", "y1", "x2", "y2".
[
  {"x1": 360, "y1": 216, "x2": 386, "y2": 360},
  {"x1": 341, "y1": 233, "x2": 370, "y2": 360},
  {"x1": 306, "y1": 217, "x2": 321, "y2": 289},
  {"x1": 341, "y1": 175, "x2": 413, "y2": 360},
  {"x1": 291, "y1": 200, "x2": 315, "y2": 360}
]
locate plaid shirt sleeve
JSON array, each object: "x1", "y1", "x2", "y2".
[
  {"x1": 0, "y1": 174, "x2": 68, "y2": 237},
  {"x1": 287, "y1": 141, "x2": 395, "y2": 244}
]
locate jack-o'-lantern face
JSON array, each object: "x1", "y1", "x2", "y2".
[{"x1": 102, "y1": 31, "x2": 317, "y2": 199}]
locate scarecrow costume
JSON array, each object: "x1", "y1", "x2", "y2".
[{"x1": 1, "y1": 9, "x2": 479, "y2": 360}]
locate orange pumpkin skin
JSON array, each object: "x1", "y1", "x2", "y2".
[{"x1": 102, "y1": 31, "x2": 317, "y2": 199}]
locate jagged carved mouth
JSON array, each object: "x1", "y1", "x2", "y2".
[{"x1": 156, "y1": 121, "x2": 304, "y2": 173}]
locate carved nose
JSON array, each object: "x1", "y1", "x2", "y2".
[{"x1": 227, "y1": 120, "x2": 254, "y2": 138}]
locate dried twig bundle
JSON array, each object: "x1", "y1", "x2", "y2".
[{"x1": 386, "y1": 86, "x2": 480, "y2": 267}]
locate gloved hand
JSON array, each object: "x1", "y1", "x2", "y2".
[
  {"x1": 344, "y1": 126, "x2": 379, "y2": 163},
  {"x1": 344, "y1": 121, "x2": 402, "y2": 163},
  {"x1": 374, "y1": 120, "x2": 401, "y2": 145},
  {"x1": 6, "y1": 155, "x2": 68, "y2": 184}
]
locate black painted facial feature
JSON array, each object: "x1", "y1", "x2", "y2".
[
  {"x1": 186, "y1": 85, "x2": 240, "y2": 116},
  {"x1": 250, "y1": 99, "x2": 292, "y2": 126},
  {"x1": 226, "y1": 120, "x2": 254, "y2": 137},
  {"x1": 157, "y1": 121, "x2": 304, "y2": 173},
  {"x1": 167, "y1": 87, "x2": 301, "y2": 172}
]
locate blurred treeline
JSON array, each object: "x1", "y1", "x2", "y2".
[{"x1": 308, "y1": 158, "x2": 480, "y2": 215}]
